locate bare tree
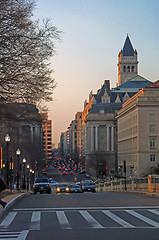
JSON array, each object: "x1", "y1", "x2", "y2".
[{"x1": 0, "y1": 0, "x2": 61, "y2": 104}]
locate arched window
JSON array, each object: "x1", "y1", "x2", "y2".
[
  {"x1": 132, "y1": 66, "x2": 134, "y2": 72},
  {"x1": 123, "y1": 66, "x2": 126, "y2": 72},
  {"x1": 127, "y1": 66, "x2": 130, "y2": 72}
]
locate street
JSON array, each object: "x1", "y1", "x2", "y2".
[{"x1": 1, "y1": 167, "x2": 159, "y2": 240}]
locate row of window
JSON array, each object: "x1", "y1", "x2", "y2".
[{"x1": 123, "y1": 66, "x2": 134, "y2": 72}]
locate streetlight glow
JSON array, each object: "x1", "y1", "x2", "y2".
[
  {"x1": 5, "y1": 134, "x2": 10, "y2": 142},
  {"x1": 16, "y1": 149, "x2": 21, "y2": 155}
]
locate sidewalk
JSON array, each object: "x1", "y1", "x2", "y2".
[{"x1": 0, "y1": 190, "x2": 29, "y2": 218}]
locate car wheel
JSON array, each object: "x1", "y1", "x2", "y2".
[
  {"x1": 34, "y1": 191, "x2": 37, "y2": 194},
  {"x1": 47, "y1": 190, "x2": 51, "y2": 194}
]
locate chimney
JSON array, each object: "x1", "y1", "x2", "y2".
[{"x1": 104, "y1": 80, "x2": 110, "y2": 90}]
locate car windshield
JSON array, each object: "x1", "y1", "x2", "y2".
[
  {"x1": 83, "y1": 183, "x2": 94, "y2": 186},
  {"x1": 72, "y1": 185, "x2": 80, "y2": 188},
  {"x1": 35, "y1": 179, "x2": 48, "y2": 183},
  {"x1": 58, "y1": 184, "x2": 67, "y2": 187}
]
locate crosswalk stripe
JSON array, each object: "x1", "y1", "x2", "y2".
[
  {"x1": 149, "y1": 209, "x2": 159, "y2": 216},
  {"x1": 17, "y1": 230, "x2": 29, "y2": 240},
  {"x1": 56, "y1": 211, "x2": 72, "y2": 229},
  {"x1": 30, "y1": 212, "x2": 41, "y2": 230},
  {"x1": 0, "y1": 212, "x2": 17, "y2": 228},
  {"x1": 102, "y1": 210, "x2": 134, "y2": 228},
  {"x1": 79, "y1": 211, "x2": 104, "y2": 228},
  {"x1": 125, "y1": 210, "x2": 159, "y2": 228}
]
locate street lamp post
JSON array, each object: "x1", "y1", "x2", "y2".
[
  {"x1": 22, "y1": 158, "x2": 26, "y2": 190},
  {"x1": 5, "y1": 134, "x2": 10, "y2": 188},
  {"x1": 27, "y1": 164, "x2": 30, "y2": 191},
  {"x1": 16, "y1": 149, "x2": 21, "y2": 191}
]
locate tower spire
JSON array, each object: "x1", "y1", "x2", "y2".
[{"x1": 117, "y1": 35, "x2": 138, "y2": 85}]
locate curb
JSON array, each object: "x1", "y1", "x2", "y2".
[{"x1": 0, "y1": 193, "x2": 27, "y2": 218}]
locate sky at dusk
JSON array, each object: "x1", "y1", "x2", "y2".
[{"x1": 34, "y1": 0, "x2": 159, "y2": 147}]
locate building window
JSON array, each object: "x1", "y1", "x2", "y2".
[
  {"x1": 149, "y1": 138, "x2": 156, "y2": 148},
  {"x1": 127, "y1": 66, "x2": 130, "y2": 72},
  {"x1": 132, "y1": 66, "x2": 134, "y2": 72},
  {"x1": 149, "y1": 113, "x2": 155, "y2": 121},
  {"x1": 150, "y1": 155, "x2": 155, "y2": 162},
  {"x1": 123, "y1": 66, "x2": 126, "y2": 72},
  {"x1": 150, "y1": 125, "x2": 155, "y2": 133},
  {"x1": 99, "y1": 109, "x2": 105, "y2": 114}
]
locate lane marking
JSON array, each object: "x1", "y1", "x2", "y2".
[
  {"x1": 56, "y1": 211, "x2": 72, "y2": 229},
  {"x1": 13, "y1": 206, "x2": 159, "y2": 212},
  {"x1": 126, "y1": 210, "x2": 159, "y2": 228},
  {"x1": 30, "y1": 212, "x2": 41, "y2": 230},
  {"x1": 80, "y1": 211, "x2": 104, "y2": 228},
  {"x1": 0, "y1": 212, "x2": 17, "y2": 228},
  {"x1": 102, "y1": 210, "x2": 134, "y2": 228}
]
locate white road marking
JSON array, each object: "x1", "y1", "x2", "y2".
[
  {"x1": 13, "y1": 206, "x2": 159, "y2": 211},
  {"x1": 149, "y1": 209, "x2": 159, "y2": 216},
  {"x1": 126, "y1": 210, "x2": 159, "y2": 228},
  {"x1": 102, "y1": 210, "x2": 134, "y2": 228},
  {"x1": 80, "y1": 211, "x2": 104, "y2": 228},
  {"x1": 0, "y1": 212, "x2": 17, "y2": 228},
  {"x1": 17, "y1": 230, "x2": 29, "y2": 240},
  {"x1": 56, "y1": 211, "x2": 72, "y2": 229},
  {"x1": 30, "y1": 212, "x2": 41, "y2": 230}
]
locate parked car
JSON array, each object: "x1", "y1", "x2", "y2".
[
  {"x1": 63, "y1": 171, "x2": 68, "y2": 175},
  {"x1": 56, "y1": 183, "x2": 70, "y2": 193},
  {"x1": 81, "y1": 182, "x2": 96, "y2": 192},
  {"x1": 33, "y1": 177, "x2": 51, "y2": 194}
]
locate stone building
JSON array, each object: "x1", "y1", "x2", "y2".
[
  {"x1": 117, "y1": 35, "x2": 138, "y2": 85},
  {"x1": 117, "y1": 80, "x2": 159, "y2": 177},
  {"x1": 60, "y1": 35, "x2": 153, "y2": 178},
  {"x1": 40, "y1": 113, "x2": 53, "y2": 163},
  {"x1": 0, "y1": 102, "x2": 43, "y2": 182}
]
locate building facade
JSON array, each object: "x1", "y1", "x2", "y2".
[
  {"x1": 40, "y1": 113, "x2": 52, "y2": 163},
  {"x1": 117, "y1": 35, "x2": 138, "y2": 85},
  {"x1": 60, "y1": 35, "x2": 154, "y2": 178},
  {"x1": 117, "y1": 80, "x2": 159, "y2": 177},
  {"x1": 0, "y1": 102, "x2": 43, "y2": 183}
]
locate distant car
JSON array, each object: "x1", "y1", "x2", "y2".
[
  {"x1": 94, "y1": 180, "x2": 104, "y2": 185},
  {"x1": 81, "y1": 182, "x2": 96, "y2": 192},
  {"x1": 78, "y1": 170, "x2": 86, "y2": 174},
  {"x1": 56, "y1": 183, "x2": 69, "y2": 193},
  {"x1": 49, "y1": 180, "x2": 58, "y2": 186},
  {"x1": 63, "y1": 171, "x2": 68, "y2": 175},
  {"x1": 33, "y1": 177, "x2": 51, "y2": 194},
  {"x1": 69, "y1": 184, "x2": 83, "y2": 193},
  {"x1": 86, "y1": 174, "x2": 90, "y2": 178},
  {"x1": 69, "y1": 171, "x2": 74, "y2": 175}
]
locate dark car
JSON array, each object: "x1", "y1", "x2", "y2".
[
  {"x1": 33, "y1": 177, "x2": 51, "y2": 194},
  {"x1": 56, "y1": 183, "x2": 69, "y2": 193},
  {"x1": 81, "y1": 182, "x2": 96, "y2": 192},
  {"x1": 69, "y1": 184, "x2": 83, "y2": 193}
]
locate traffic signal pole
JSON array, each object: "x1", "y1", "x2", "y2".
[{"x1": 123, "y1": 160, "x2": 127, "y2": 191}]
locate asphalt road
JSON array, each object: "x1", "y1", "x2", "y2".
[{"x1": 1, "y1": 167, "x2": 159, "y2": 240}]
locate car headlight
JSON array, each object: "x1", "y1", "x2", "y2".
[
  {"x1": 56, "y1": 188, "x2": 60, "y2": 192},
  {"x1": 66, "y1": 187, "x2": 69, "y2": 191}
]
